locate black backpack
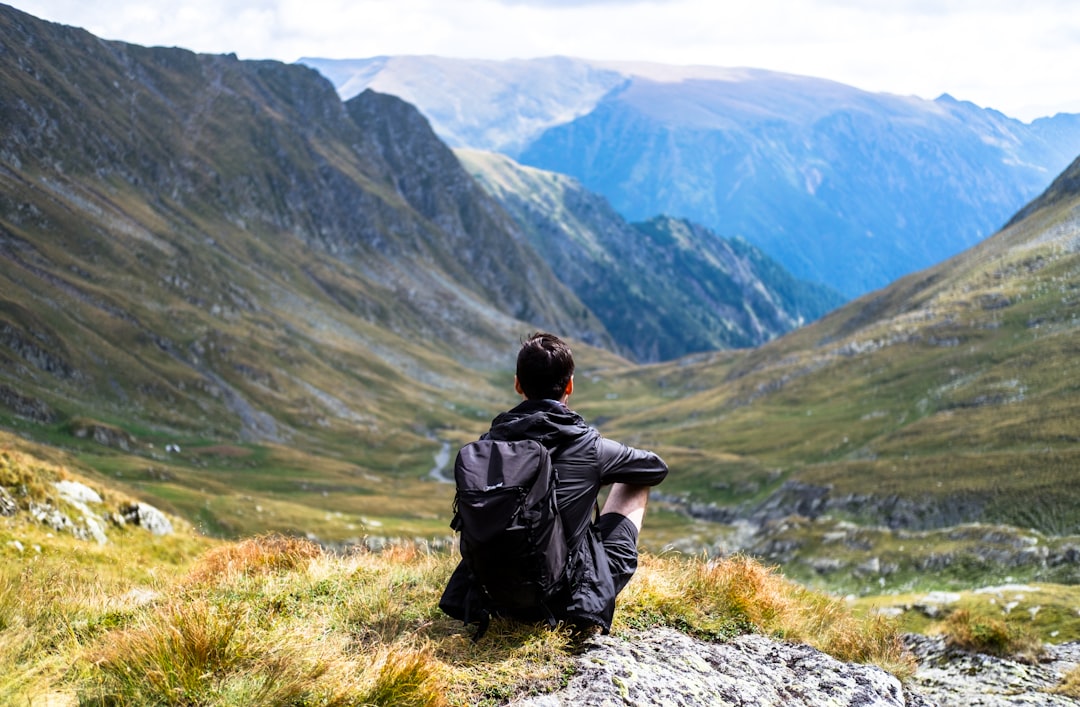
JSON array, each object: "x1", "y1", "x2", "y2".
[{"x1": 448, "y1": 438, "x2": 569, "y2": 632}]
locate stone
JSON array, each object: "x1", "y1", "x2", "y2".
[
  {"x1": 54, "y1": 480, "x2": 103, "y2": 505},
  {"x1": 29, "y1": 501, "x2": 75, "y2": 534},
  {"x1": 0, "y1": 486, "x2": 17, "y2": 516},
  {"x1": 511, "y1": 628, "x2": 930, "y2": 706},
  {"x1": 54, "y1": 480, "x2": 108, "y2": 544},
  {"x1": 120, "y1": 502, "x2": 173, "y2": 535},
  {"x1": 905, "y1": 634, "x2": 1080, "y2": 706}
]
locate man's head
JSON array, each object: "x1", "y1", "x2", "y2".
[{"x1": 515, "y1": 332, "x2": 574, "y2": 401}]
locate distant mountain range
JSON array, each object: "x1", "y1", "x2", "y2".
[{"x1": 301, "y1": 56, "x2": 1080, "y2": 298}]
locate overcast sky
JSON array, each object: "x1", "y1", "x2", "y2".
[{"x1": 10, "y1": 0, "x2": 1080, "y2": 122}]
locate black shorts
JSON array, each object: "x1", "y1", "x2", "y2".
[{"x1": 595, "y1": 512, "x2": 640, "y2": 595}]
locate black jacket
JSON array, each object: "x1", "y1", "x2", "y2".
[{"x1": 440, "y1": 399, "x2": 668, "y2": 631}]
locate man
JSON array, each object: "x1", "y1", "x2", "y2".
[{"x1": 440, "y1": 332, "x2": 668, "y2": 633}]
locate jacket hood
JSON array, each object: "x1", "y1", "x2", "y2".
[{"x1": 484, "y1": 399, "x2": 590, "y2": 448}]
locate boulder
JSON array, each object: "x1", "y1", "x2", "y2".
[
  {"x1": 0, "y1": 486, "x2": 16, "y2": 516},
  {"x1": 120, "y1": 502, "x2": 173, "y2": 536}
]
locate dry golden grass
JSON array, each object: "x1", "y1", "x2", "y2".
[
  {"x1": 941, "y1": 608, "x2": 1046, "y2": 663},
  {"x1": 182, "y1": 532, "x2": 325, "y2": 584},
  {"x1": 1053, "y1": 665, "x2": 1080, "y2": 698},
  {"x1": 0, "y1": 445, "x2": 69, "y2": 503},
  {"x1": 617, "y1": 553, "x2": 914, "y2": 678},
  {"x1": 1, "y1": 532, "x2": 914, "y2": 706}
]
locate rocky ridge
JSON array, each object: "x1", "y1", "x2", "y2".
[
  {"x1": 3, "y1": 476, "x2": 173, "y2": 550},
  {"x1": 660, "y1": 483, "x2": 1080, "y2": 591}
]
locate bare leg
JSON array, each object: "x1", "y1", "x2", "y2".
[{"x1": 600, "y1": 483, "x2": 651, "y2": 533}]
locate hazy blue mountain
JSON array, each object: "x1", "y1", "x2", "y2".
[
  {"x1": 458, "y1": 149, "x2": 843, "y2": 361},
  {"x1": 301, "y1": 57, "x2": 1080, "y2": 298}
]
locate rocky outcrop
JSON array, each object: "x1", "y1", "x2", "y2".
[
  {"x1": 68, "y1": 420, "x2": 136, "y2": 452},
  {"x1": 5, "y1": 478, "x2": 174, "y2": 543},
  {"x1": 509, "y1": 627, "x2": 1080, "y2": 707},
  {"x1": 513, "y1": 628, "x2": 930, "y2": 706},
  {"x1": 0, "y1": 485, "x2": 16, "y2": 516},
  {"x1": 905, "y1": 634, "x2": 1080, "y2": 706},
  {"x1": 679, "y1": 480, "x2": 981, "y2": 532},
  {"x1": 0, "y1": 383, "x2": 56, "y2": 423},
  {"x1": 667, "y1": 480, "x2": 1080, "y2": 588}
]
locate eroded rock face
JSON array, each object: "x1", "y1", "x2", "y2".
[{"x1": 512, "y1": 628, "x2": 932, "y2": 707}]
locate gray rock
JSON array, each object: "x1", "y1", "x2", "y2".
[
  {"x1": 120, "y1": 502, "x2": 173, "y2": 536},
  {"x1": 54, "y1": 480, "x2": 108, "y2": 544},
  {"x1": 0, "y1": 486, "x2": 17, "y2": 516},
  {"x1": 512, "y1": 627, "x2": 930, "y2": 706},
  {"x1": 905, "y1": 634, "x2": 1080, "y2": 706},
  {"x1": 29, "y1": 501, "x2": 76, "y2": 533},
  {"x1": 54, "y1": 480, "x2": 103, "y2": 505}
]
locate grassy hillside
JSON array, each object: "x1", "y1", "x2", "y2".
[
  {"x1": 0, "y1": 439, "x2": 913, "y2": 705},
  {"x1": 0, "y1": 4, "x2": 618, "y2": 542},
  {"x1": 591, "y1": 155, "x2": 1080, "y2": 552}
]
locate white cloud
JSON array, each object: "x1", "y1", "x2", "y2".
[{"x1": 9, "y1": 0, "x2": 1080, "y2": 121}]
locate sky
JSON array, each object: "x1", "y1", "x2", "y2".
[{"x1": 9, "y1": 0, "x2": 1080, "y2": 122}]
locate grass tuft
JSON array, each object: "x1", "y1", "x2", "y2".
[
  {"x1": 942, "y1": 608, "x2": 1045, "y2": 662},
  {"x1": 1053, "y1": 665, "x2": 1080, "y2": 698},
  {"x1": 85, "y1": 599, "x2": 249, "y2": 703},
  {"x1": 361, "y1": 646, "x2": 447, "y2": 707},
  {"x1": 183, "y1": 533, "x2": 323, "y2": 584}
]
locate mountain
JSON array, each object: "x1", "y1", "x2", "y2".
[
  {"x1": 302, "y1": 55, "x2": 629, "y2": 156},
  {"x1": 6, "y1": 3, "x2": 1080, "y2": 603},
  {"x1": 587, "y1": 151, "x2": 1080, "y2": 590},
  {"x1": 0, "y1": 5, "x2": 832, "y2": 542},
  {"x1": 0, "y1": 5, "x2": 637, "y2": 537},
  {"x1": 301, "y1": 56, "x2": 1080, "y2": 298},
  {"x1": 457, "y1": 149, "x2": 844, "y2": 361}
]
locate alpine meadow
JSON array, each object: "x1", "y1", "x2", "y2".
[{"x1": 4, "y1": 3, "x2": 1080, "y2": 705}]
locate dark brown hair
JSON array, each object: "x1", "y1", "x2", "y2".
[{"x1": 516, "y1": 332, "x2": 574, "y2": 401}]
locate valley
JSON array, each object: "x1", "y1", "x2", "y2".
[{"x1": 2, "y1": 1, "x2": 1080, "y2": 661}]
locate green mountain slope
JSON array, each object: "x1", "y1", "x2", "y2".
[
  {"x1": 601, "y1": 153, "x2": 1080, "y2": 540},
  {"x1": 0, "y1": 5, "x2": 621, "y2": 538}
]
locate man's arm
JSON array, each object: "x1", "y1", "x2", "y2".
[
  {"x1": 596, "y1": 437, "x2": 668, "y2": 487},
  {"x1": 596, "y1": 437, "x2": 668, "y2": 531}
]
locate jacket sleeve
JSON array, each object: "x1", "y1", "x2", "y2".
[{"x1": 595, "y1": 437, "x2": 668, "y2": 487}]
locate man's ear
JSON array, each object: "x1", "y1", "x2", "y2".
[
  {"x1": 562, "y1": 376, "x2": 574, "y2": 400},
  {"x1": 514, "y1": 376, "x2": 524, "y2": 396}
]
